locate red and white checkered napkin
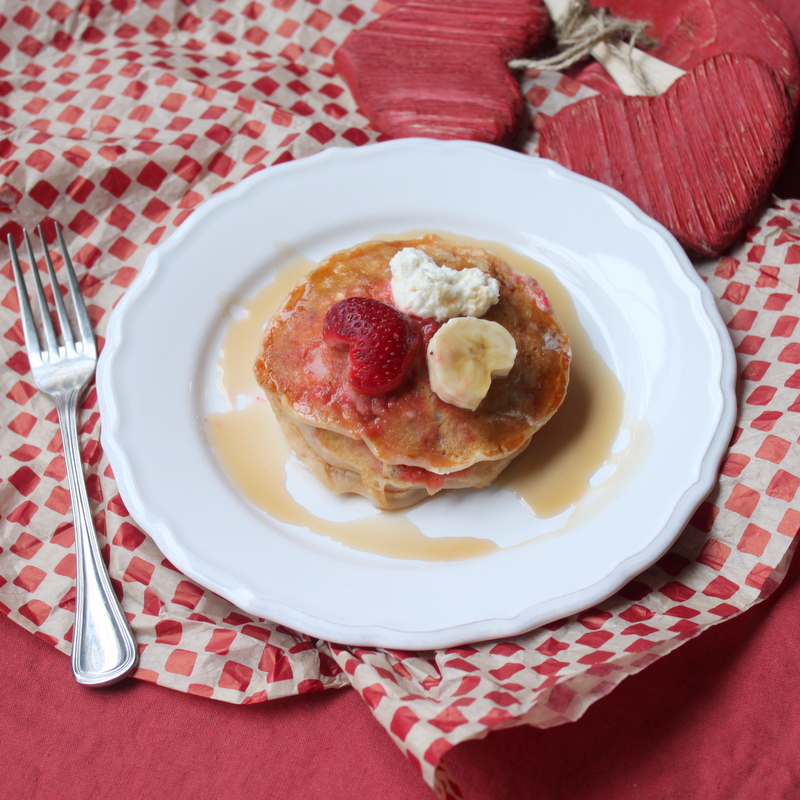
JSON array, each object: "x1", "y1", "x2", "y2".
[{"x1": 0, "y1": 3, "x2": 799, "y2": 798}]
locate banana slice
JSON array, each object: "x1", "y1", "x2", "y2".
[{"x1": 427, "y1": 317, "x2": 517, "y2": 411}]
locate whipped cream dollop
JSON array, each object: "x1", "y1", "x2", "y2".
[{"x1": 389, "y1": 247, "x2": 500, "y2": 322}]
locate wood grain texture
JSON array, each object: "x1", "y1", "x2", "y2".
[
  {"x1": 539, "y1": 53, "x2": 795, "y2": 256},
  {"x1": 574, "y1": 0, "x2": 800, "y2": 108},
  {"x1": 333, "y1": 0, "x2": 551, "y2": 145}
]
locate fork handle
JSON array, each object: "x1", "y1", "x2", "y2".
[{"x1": 57, "y1": 392, "x2": 139, "y2": 686}]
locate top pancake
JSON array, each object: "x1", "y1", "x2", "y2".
[{"x1": 255, "y1": 235, "x2": 571, "y2": 474}]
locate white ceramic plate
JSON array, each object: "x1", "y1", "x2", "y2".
[{"x1": 97, "y1": 139, "x2": 736, "y2": 649}]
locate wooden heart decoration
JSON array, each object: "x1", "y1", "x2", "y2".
[
  {"x1": 538, "y1": 53, "x2": 795, "y2": 257},
  {"x1": 333, "y1": 0, "x2": 551, "y2": 145},
  {"x1": 573, "y1": 0, "x2": 800, "y2": 109}
]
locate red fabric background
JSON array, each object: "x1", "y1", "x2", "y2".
[
  {"x1": 4, "y1": 2, "x2": 800, "y2": 798},
  {"x1": 4, "y1": 550, "x2": 800, "y2": 798}
]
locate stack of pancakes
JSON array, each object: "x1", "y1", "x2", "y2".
[{"x1": 254, "y1": 235, "x2": 571, "y2": 509}]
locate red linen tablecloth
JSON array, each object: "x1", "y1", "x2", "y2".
[
  {"x1": 5, "y1": 551, "x2": 800, "y2": 799},
  {"x1": 3, "y1": 1, "x2": 800, "y2": 799}
]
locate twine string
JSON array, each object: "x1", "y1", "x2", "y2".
[{"x1": 509, "y1": 0, "x2": 658, "y2": 95}]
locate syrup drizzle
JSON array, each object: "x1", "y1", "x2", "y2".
[{"x1": 205, "y1": 233, "x2": 648, "y2": 562}]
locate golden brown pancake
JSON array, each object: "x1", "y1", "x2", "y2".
[{"x1": 255, "y1": 235, "x2": 571, "y2": 509}]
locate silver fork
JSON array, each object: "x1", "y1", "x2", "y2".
[{"x1": 10, "y1": 223, "x2": 138, "y2": 686}]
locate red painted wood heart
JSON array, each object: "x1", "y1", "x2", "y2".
[
  {"x1": 333, "y1": 0, "x2": 551, "y2": 145},
  {"x1": 573, "y1": 0, "x2": 800, "y2": 108},
  {"x1": 538, "y1": 53, "x2": 795, "y2": 257}
]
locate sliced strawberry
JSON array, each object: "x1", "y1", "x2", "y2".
[{"x1": 323, "y1": 297, "x2": 420, "y2": 395}]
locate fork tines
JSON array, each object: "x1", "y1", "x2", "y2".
[{"x1": 9, "y1": 223, "x2": 95, "y2": 364}]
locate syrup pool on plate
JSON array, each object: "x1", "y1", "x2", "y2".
[{"x1": 204, "y1": 232, "x2": 650, "y2": 562}]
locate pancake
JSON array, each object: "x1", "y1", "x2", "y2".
[{"x1": 255, "y1": 235, "x2": 571, "y2": 509}]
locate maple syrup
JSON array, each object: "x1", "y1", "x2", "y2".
[{"x1": 204, "y1": 232, "x2": 649, "y2": 561}]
